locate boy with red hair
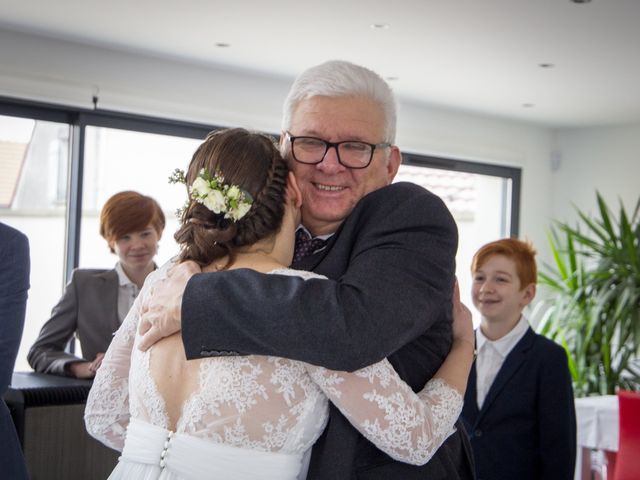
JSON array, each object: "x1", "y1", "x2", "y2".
[{"x1": 461, "y1": 238, "x2": 576, "y2": 480}]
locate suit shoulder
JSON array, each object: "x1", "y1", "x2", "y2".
[
  {"x1": 370, "y1": 181, "x2": 436, "y2": 201},
  {"x1": 0, "y1": 224, "x2": 29, "y2": 289},
  {"x1": 532, "y1": 333, "x2": 569, "y2": 360},
  {"x1": 70, "y1": 268, "x2": 114, "y2": 281},
  {"x1": 359, "y1": 182, "x2": 451, "y2": 218},
  {"x1": 0, "y1": 223, "x2": 29, "y2": 253}
]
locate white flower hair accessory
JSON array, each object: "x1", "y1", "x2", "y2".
[{"x1": 169, "y1": 168, "x2": 253, "y2": 222}]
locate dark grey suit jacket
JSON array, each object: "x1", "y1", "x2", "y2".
[
  {"x1": 181, "y1": 182, "x2": 475, "y2": 479},
  {"x1": 461, "y1": 328, "x2": 576, "y2": 480},
  {"x1": 0, "y1": 222, "x2": 30, "y2": 479},
  {"x1": 28, "y1": 268, "x2": 120, "y2": 375}
]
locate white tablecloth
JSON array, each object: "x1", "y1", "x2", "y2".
[
  {"x1": 575, "y1": 395, "x2": 619, "y2": 451},
  {"x1": 574, "y1": 395, "x2": 619, "y2": 480}
]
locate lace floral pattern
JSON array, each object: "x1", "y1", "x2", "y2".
[
  {"x1": 85, "y1": 262, "x2": 463, "y2": 467},
  {"x1": 307, "y1": 364, "x2": 462, "y2": 464}
]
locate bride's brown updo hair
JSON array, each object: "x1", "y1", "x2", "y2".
[{"x1": 174, "y1": 128, "x2": 289, "y2": 268}]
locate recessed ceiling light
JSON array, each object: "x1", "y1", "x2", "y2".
[
  {"x1": 522, "y1": 103, "x2": 535, "y2": 108},
  {"x1": 215, "y1": 42, "x2": 230, "y2": 48},
  {"x1": 539, "y1": 63, "x2": 555, "y2": 68},
  {"x1": 385, "y1": 76, "x2": 399, "y2": 81},
  {"x1": 370, "y1": 23, "x2": 390, "y2": 30}
]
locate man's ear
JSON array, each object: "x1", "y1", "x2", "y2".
[
  {"x1": 386, "y1": 146, "x2": 402, "y2": 183},
  {"x1": 286, "y1": 172, "x2": 303, "y2": 208}
]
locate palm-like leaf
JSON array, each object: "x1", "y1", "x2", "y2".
[{"x1": 536, "y1": 192, "x2": 640, "y2": 396}]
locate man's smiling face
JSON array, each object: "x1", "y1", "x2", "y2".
[{"x1": 284, "y1": 95, "x2": 400, "y2": 236}]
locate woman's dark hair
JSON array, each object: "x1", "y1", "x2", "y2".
[
  {"x1": 100, "y1": 191, "x2": 165, "y2": 253},
  {"x1": 174, "y1": 128, "x2": 289, "y2": 268}
]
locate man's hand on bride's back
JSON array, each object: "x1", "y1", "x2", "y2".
[
  {"x1": 138, "y1": 260, "x2": 201, "y2": 351},
  {"x1": 452, "y1": 279, "x2": 474, "y2": 350}
]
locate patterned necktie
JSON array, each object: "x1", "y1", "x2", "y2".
[{"x1": 293, "y1": 229, "x2": 327, "y2": 264}]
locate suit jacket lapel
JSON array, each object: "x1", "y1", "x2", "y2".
[
  {"x1": 477, "y1": 328, "x2": 536, "y2": 420},
  {"x1": 466, "y1": 362, "x2": 480, "y2": 419},
  {"x1": 94, "y1": 269, "x2": 120, "y2": 329}
]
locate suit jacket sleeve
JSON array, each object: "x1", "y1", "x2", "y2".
[
  {"x1": 0, "y1": 226, "x2": 30, "y2": 393},
  {"x1": 27, "y1": 270, "x2": 86, "y2": 375},
  {"x1": 182, "y1": 182, "x2": 458, "y2": 372},
  {"x1": 538, "y1": 345, "x2": 577, "y2": 479}
]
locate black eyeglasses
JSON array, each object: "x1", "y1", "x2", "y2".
[{"x1": 286, "y1": 132, "x2": 391, "y2": 169}]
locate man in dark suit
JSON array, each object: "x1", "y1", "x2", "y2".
[
  {"x1": 139, "y1": 60, "x2": 474, "y2": 479},
  {"x1": 0, "y1": 222, "x2": 30, "y2": 479}
]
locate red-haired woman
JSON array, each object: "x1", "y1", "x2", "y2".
[{"x1": 28, "y1": 191, "x2": 165, "y2": 378}]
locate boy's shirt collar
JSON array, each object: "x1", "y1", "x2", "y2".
[
  {"x1": 476, "y1": 314, "x2": 530, "y2": 358},
  {"x1": 115, "y1": 261, "x2": 135, "y2": 287}
]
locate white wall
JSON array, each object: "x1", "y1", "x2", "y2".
[
  {"x1": 0, "y1": 28, "x2": 288, "y2": 132},
  {"x1": 552, "y1": 124, "x2": 640, "y2": 224}
]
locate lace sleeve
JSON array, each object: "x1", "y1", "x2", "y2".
[
  {"x1": 306, "y1": 359, "x2": 462, "y2": 465},
  {"x1": 83, "y1": 295, "x2": 138, "y2": 450},
  {"x1": 84, "y1": 261, "x2": 172, "y2": 451}
]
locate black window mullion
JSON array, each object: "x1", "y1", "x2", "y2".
[
  {"x1": 509, "y1": 169, "x2": 521, "y2": 236},
  {"x1": 78, "y1": 111, "x2": 213, "y2": 140},
  {"x1": 64, "y1": 115, "x2": 86, "y2": 283}
]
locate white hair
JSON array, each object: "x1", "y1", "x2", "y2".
[{"x1": 281, "y1": 60, "x2": 397, "y2": 143}]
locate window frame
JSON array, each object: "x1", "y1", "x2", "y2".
[
  {"x1": 402, "y1": 152, "x2": 521, "y2": 237},
  {"x1": 1, "y1": 96, "x2": 521, "y2": 284},
  {"x1": 1, "y1": 96, "x2": 216, "y2": 284}
]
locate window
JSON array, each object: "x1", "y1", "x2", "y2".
[
  {"x1": 79, "y1": 126, "x2": 201, "y2": 272},
  {"x1": 0, "y1": 113, "x2": 71, "y2": 371},
  {"x1": 1, "y1": 100, "x2": 213, "y2": 370},
  {"x1": 396, "y1": 155, "x2": 521, "y2": 325}
]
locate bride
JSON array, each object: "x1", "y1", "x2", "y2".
[{"x1": 85, "y1": 128, "x2": 475, "y2": 480}]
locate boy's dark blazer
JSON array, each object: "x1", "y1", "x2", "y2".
[
  {"x1": 461, "y1": 327, "x2": 576, "y2": 480},
  {"x1": 181, "y1": 182, "x2": 475, "y2": 479},
  {"x1": 0, "y1": 223, "x2": 30, "y2": 479}
]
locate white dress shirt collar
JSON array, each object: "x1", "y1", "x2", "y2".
[
  {"x1": 114, "y1": 261, "x2": 136, "y2": 287},
  {"x1": 114, "y1": 262, "x2": 143, "y2": 323},
  {"x1": 476, "y1": 314, "x2": 530, "y2": 359}
]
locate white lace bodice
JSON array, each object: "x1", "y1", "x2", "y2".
[{"x1": 85, "y1": 260, "x2": 463, "y2": 467}]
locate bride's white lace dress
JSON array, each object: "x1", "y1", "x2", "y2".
[{"x1": 85, "y1": 261, "x2": 463, "y2": 480}]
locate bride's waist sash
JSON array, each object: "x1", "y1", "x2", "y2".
[{"x1": 120, "y1": 417, "x2": 303, "y2": 480}]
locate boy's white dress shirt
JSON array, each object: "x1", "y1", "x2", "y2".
[{"x1": 475, "y1": 315, "x2": 529, "y2": 409}]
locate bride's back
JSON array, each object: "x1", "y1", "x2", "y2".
[
  {"x1": 129, "y1": 264, "x2": 329, "y2": 455},
  {"x1": 147, "y1": 332, "x2": 201, "y2": 430}
]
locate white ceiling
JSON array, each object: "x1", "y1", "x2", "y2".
[{"x1": 1, "y1": 0, "x2": 639, "y2": 128}]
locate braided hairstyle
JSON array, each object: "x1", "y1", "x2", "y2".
[{"x1": 174, "y1": 128, "x2": 289, "y2": 269}]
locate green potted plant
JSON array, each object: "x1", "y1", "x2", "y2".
[{"x1": 535, "y1": 193, "x2": 640, "y2": 397}]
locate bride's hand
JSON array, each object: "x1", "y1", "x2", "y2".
[{"x1": 138, "y1": 260, "x2": 201, "y2": 351}]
